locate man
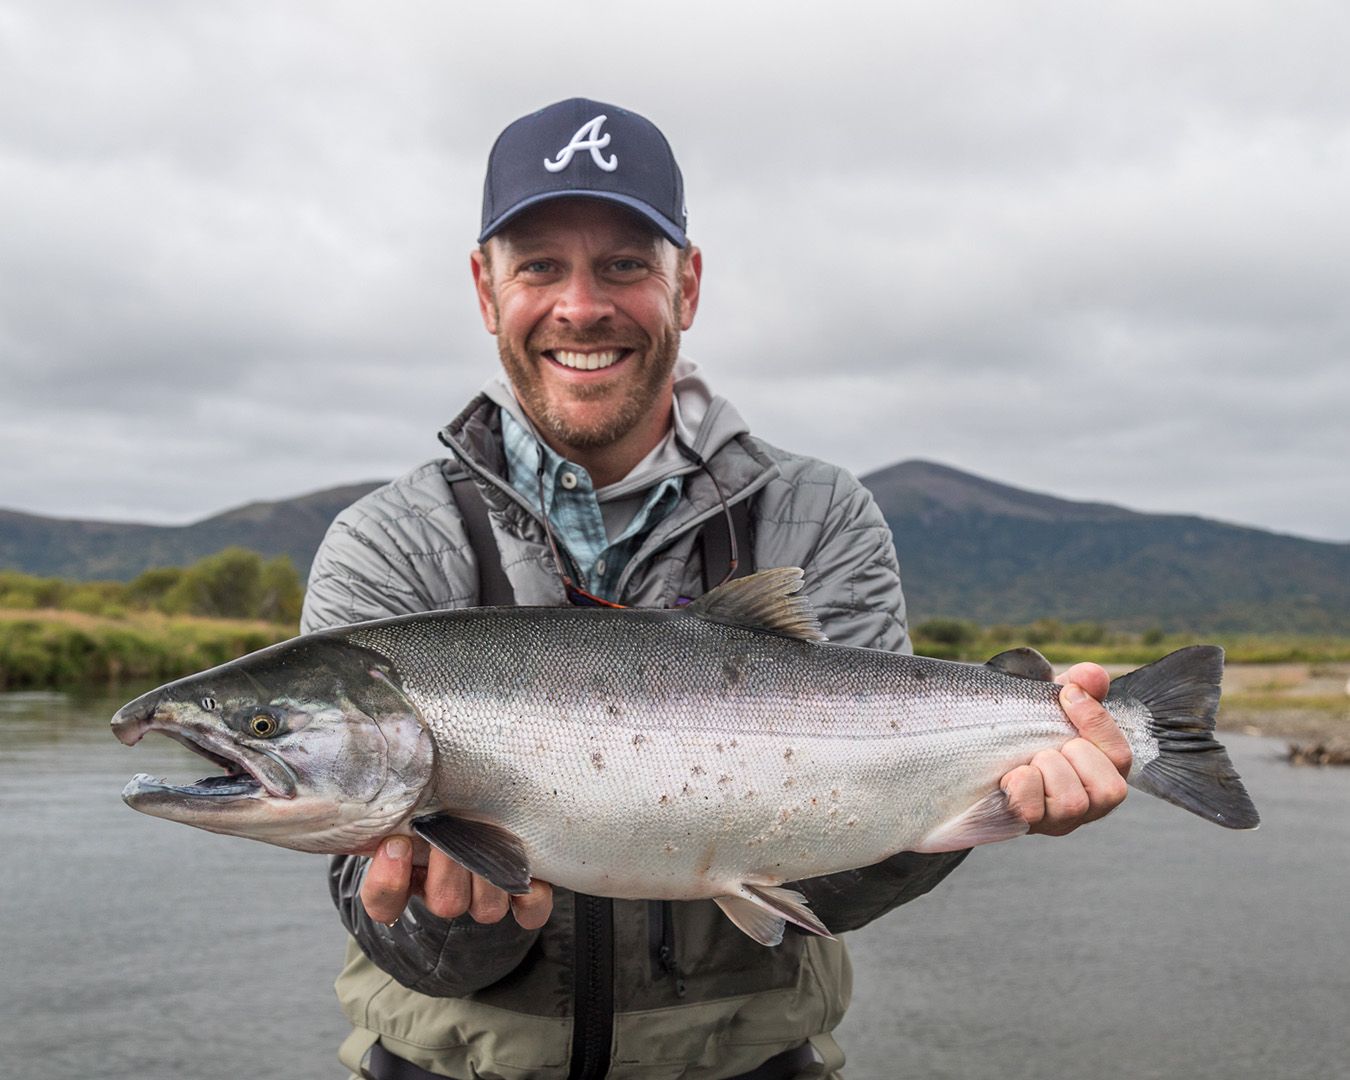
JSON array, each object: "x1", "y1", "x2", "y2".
[{"x1": 302, "y1": 98, "x2": 1131, "y2": 1080}]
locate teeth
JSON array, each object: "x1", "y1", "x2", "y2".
[{"x1": 552, "y1": 349, "x2": 622, "y2": 371}]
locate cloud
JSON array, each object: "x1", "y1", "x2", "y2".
[{"x1": 2, "y1": 0, "x2": 1347, "y2": 541}]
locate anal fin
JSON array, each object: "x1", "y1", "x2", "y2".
[
  {"x1": 715, "y1": 895, "x2": 786, "y2": 946},
  {"x1": 715, "y1": 883, "x2": 835, "y2": 947},
  {"x1": 914, "y1": 788, "x2": 1029, "y2": 853},
  {"x1": 410, "y1": 813, "x2": 532, "y2": 895}
]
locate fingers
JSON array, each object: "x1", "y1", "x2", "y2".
[
  {"x1": 422, "y1": 849, "x2": 473, "y2": 919},
  {"x1": 360, "y1": 835, "x2": 415, "y2": 924},
  {"x1": 469, "y1": 875, "x2": 512, "y2": 924},
  {"x1": 365, "y1": 839, "x2": 553, "y2": 930},
  {"x1": 1054, "y1": 661, "x2": 1110, "y2": 701},
  {"x1": 1026, "y1": 747, "x2": 1092, "y2": 835},
  {"x1": 1058, "y1": 677, "x2": 1133, "y2": 779},
  {"x1": 510, "y1": 880, "x2": 554, "y2": 930},
  {"x1": 999, "y1": 664, "x2": 1133, "y2": 838},
  {"x1": 1001, "y1": 764, "x2": 1045, "y2": 830},
  {"x1": 423, "y1": 847, "x2": 534, "y2": 927},
  {"x1": 1061, "y1": 737, "x2": 1130, "y2": 819}
]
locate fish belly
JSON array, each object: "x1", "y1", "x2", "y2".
[{"x1": 454, "y1": 707, "x2": 1071, "y2": 901}]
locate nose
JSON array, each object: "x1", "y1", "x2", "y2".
[
  {"x1": 552, "y1": 269, "x2": 614, "y2": 328},
  {"x1": 111, "y1": 690, "x2": 162, "y2": 746}
]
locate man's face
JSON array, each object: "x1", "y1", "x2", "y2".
[{"x1": 471, "y1": 199, "x2": 701, "y2": 458}]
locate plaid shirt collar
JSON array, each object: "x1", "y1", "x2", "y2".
[{"x1": 500, "y1": 409, "x2": 683, "y2": 602}]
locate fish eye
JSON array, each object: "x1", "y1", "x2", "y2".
[
  {"x1": 201, "y1": 696, "x2": 217, "y2": 712},
  {"x1": 249, "y1": 713, "x2": 279, "y2": 739}
]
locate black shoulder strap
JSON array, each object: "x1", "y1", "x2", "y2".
[
  {"x1": 452, "y1": 472, "x2": 750, "y2": 605},
  {"x1": 700, "y1": 498, "x2": 755, "y2": 593},
  {"x1": 448, "y1": 476, "x2": 516, "y2": 606}
]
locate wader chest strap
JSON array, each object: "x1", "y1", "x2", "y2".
[{"x1": 448, "y1": 476, "x2": 515, "y2": 606}]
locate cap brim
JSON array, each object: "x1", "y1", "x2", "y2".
[{"x1": 478, "y1": 190, "x2": 686, "y2": 247}]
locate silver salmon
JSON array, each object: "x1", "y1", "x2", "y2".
[{"x1": 112, "y1": 567, "x2": 1258, "y2": 945}]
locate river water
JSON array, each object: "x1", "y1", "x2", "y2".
[{"x1": 1, "y1": 688, "x2": 1346, "y2": 1080}]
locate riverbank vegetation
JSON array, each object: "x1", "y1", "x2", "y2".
[
  {"x1": 0, "y1": 549, "x2": 301, "y2": 689},
  {"x1": 0, "y1": 547, "x2": 302, "y2": 624},
  {"x1": 0, "y1": 608, "x2": 292, "y2": 690},
  {"x1": 911, "y1": 617, "x2": 1350, "y2": 665}
]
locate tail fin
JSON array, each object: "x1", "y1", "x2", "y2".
[{"x1": 1109, "y1": 645, "x2": 1260, "y2": 830}]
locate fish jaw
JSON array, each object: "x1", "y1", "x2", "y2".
[{"x1": 111, "y1": 637, "x2": 437, "y2": 854}]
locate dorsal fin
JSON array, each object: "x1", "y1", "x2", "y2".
[
  {"x1": 985, "y1": 646, "x2": 1055, "y2": 681},
  {"x1": 688, "y1": 567, "x2": 827, "y2": 642}
]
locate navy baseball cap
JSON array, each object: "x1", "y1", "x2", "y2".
[{"x1": 479, "y1": 97, "x2": 687, "y2": 247}]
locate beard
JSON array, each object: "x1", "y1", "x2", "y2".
[{"x1": 495, "y1": 297, "x2": 683, "y2": 452}]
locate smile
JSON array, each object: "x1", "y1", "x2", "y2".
[{"x1": 546, "y1": 349, "x2": 628, "y2": 371}]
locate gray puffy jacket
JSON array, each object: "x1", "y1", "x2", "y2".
[{"x1": 301, "y1": 382, "x2": 968, "y2": 1079}]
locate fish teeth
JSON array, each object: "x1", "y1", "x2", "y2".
[{"x1": 552, "y1": 349, "x2": 622, "y2": 371}]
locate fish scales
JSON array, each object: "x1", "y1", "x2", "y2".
[
  {"x1": 112, "y1": 567, "x2": 1259, "y2": 945},
  {"x1": 342, "y1": 607, "x2": 1097, "y2": 898}
]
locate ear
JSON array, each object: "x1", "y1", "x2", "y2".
[
  {"x1": 470, "y1": 247, "x2": 498, "y2": 335},
  {"x1": 679, "y1": 246, "x2": 703, "y2": 331}
]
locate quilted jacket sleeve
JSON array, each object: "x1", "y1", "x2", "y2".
[
  {"x1": 303, "y1": 488, "x2": 543, "y2": 997},
  {"x1": 778, "y1": 465, "x2": 971, "y2": 932}
]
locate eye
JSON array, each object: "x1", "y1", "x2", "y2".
[
  {"x1": 200, "y1": 696, "x2": 217, "y2": 712},
  {"x1": 249, "y1": 713, "x2": 279, "y2": 738}
]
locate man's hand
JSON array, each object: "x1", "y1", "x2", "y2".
[
  {"x1": 360, "y1": 836, "x2": 554, "y2": 929},
  {"x1": 1001, "y1": 662, "x2": 1132, "y2": 836}
]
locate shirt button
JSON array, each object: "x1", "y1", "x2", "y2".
[
  {"x1": 560, "y1": 471, "x2": 579, "y2": 490},
  {"x1": 595, "y1": 558, "x2": 607, "y2": 576}
]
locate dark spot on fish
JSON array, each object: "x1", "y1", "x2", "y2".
[
  {"x1": 715, "y1": 742, "x2": 725, "y2": 753},
  {"x1": 607, "y1": 703, "x2": 621, "y2": 717},
  {"x1": 783, "y1": 776, "x2": 796, "y2": 789},
  {"x1": 658, "y1": 794, "x2": 670, "y2": 805},
  {"x1": 914, "y1": 669, "x2": 928, "y2": 681},
  {"x1": 810, "y1": 797, "x2": 818, "y2": 806},
  {"x1": 888, "y1": 720, "x2": 898, "y2": 730},
  {"x1": 591, "y1": 751, "x2": 605, "y2": 771},
  {"x1": 632, "y1": 733, "x2": 646, "y2": 748},
  {"x1": 681, "y1": 782, "x2": 693, "y2": 796},
  {"x1": 691, "y1": 764, "x2": 706, "y2": 776},
  {"x1": 723, "y1": 653, "x2": 756, "y2": 688},
  {"x1": 783, "y1": 748, "x2": 794, "y2": 761},
  {"x1": 718, "y1": 774, "x2": 733, "y2": 785}
]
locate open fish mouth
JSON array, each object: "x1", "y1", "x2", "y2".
[
  {"x1": 123, "y1": 770, "x2": 264, "y2": 800},
  {"x1": 118, "y1": 723, "x2": 298, "y2": 803}
]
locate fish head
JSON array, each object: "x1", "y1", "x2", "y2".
[{"x1": 112, "y1": 635, "x2": 434, "y2": 854}]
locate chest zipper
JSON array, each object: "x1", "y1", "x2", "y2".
[
  {"x1": 568, "y1": 894, "x2": 615, "y2": 1079},
  {"x1": 648, "y1": 900, "x2": 687, "y2": 997}
]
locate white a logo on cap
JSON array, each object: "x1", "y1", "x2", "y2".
[{"x1": 544, "y1": 115, "x2": 618, "y2": 173}]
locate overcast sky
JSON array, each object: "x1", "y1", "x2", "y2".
[{"x1": 3, "y1": 1, "x2": 1347, "y2": 543}]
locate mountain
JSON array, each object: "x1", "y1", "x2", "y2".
[
  {"x1": 3, "y1": 462, "x2": 1347, "y2": 633},
  {"x1": 863, "y1": 460, "x2": 1350, "y2": 633},
  {"x1": 0, "y1": 482, "x2": 383, "y2": 581}
]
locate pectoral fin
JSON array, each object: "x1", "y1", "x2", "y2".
[
  {"x1": 410, "y1": 813, "x2": 532, "y2": 895},
  {"x1": 914, "y1": 788, "x2": 1029, "y2": 853},
  {"x1": 715, "y1": 883, "x2": 835, "y2": 946}
]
